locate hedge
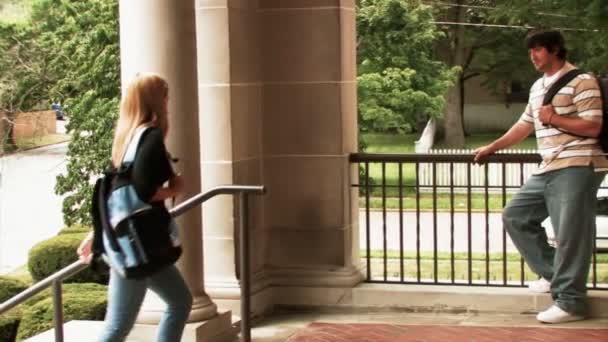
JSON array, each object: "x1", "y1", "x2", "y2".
[
  {"x1": 0, "y1": 276, "x2": 28, "y2": 302},
  {"x1": 17, "y1": 283, "x2": 107, "y2": 340},
  {"x1": 0, "y1": 312, "x2": 20, "y2": 342},
  {"x1": 28, "y1": 233, "x2": 108, "y2": 284},
  {"x1": 0, "y1": 276, "x2": 28, "y2": 342}
]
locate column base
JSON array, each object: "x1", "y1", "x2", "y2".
[
  {"x1": 137, "y1": 293, "x2": 218, "y2": 324},
  {"x1": 205, "y1": 264, "x2": 366, "y2": 317},
  {"x1": 129, "y1": 310, "x2": 237, "y2": 342}
]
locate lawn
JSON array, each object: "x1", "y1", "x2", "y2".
[
  {"x1": 359, "y1": 133, "x2": 538, "y2": 210},
  {"x1": 14, "y1": 133, "x2": 70, "y2": 151},
  {"x1": 363, "y1": 250, "x2": 608, "y2": 284}
]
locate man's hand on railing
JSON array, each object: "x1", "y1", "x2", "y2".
[
  {"x1": 77, "y1": 232, "x2": 94, "y2": 264},
  {"x1": 473, "y1": 144, "x2": 496, "y2": 163}
]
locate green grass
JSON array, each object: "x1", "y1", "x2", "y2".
[
  {"x1": 360, "y1": 193, "x2": 514, "y2": 211},
  {"x1": 362, "y1": 132, "x2": 538, "y2": 154},
  {"x1": 363, "y1": 251, "x2": 608, "y2": 284},
  {"x1": 14, "y1": 133, "x2": 70, "y2": 151}
]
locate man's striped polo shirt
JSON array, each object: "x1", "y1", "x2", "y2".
[{"x1": 518, "y1": 62, "x2": 608, "y2": 174}]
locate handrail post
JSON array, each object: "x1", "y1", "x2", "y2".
[
  {"x1": 52, "y1": 280, "x2": 64, "y2": 342},
  {"x1": 239, "y1": 192, "x2": 251, "y2": 342}
]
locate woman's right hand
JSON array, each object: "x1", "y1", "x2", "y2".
[
  {"x1": 77, "y1": 233, "x2": 94, "y2": 264},
  {"x1": 169, "y1": 173, "x2": 184, "y2": 195},
  {"x1": 150, "y1": 174, "x2": 184, "y2": 202}
]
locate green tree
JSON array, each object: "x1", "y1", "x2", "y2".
[
  {"x1": 489, "y1": 0, "x2": 608, "y2": 74},
  {"x1": 357, "y1": 0, "x2": 457, "y2": 134},
  {"x1": 432, "y1": 0, "x2": 608, "y2": 146},
  {"x1": 47, "y1": 0, "x2": 120, "y2": 226},
  {"x1": 0, "y1": 0, "x2": 120, "y2": 225}
]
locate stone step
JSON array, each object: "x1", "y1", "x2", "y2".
[{"x1": 25, "y1": 310, "x2": 237, "y2": 342}]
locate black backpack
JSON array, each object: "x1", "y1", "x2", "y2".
[
  {"x1": 543, "y1": 69, "x2": 608, "y2": 152},
  {"x1": 90, "y1": 127, "x2": 182, "y2": 279}
]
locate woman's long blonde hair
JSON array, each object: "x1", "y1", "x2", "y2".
[{"x1": 111, "y1": 73, "x2": 169, "y2": 168}]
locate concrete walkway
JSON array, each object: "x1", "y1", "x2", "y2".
[
  {"x1": 0, "y1": 142, "x2": 67, "y2": 274},
  {"x1": 360, "y1": 210, "x2": 608, "y2": 253}
]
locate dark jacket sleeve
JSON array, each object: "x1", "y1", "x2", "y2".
[{"x1": 131, "y1": 128, "x2": 174, "y2": 202}]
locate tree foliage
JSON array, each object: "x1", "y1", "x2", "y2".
[
  {"x1": 0, "y1": 0, "x2": 120, "y2": 225},
  {"x1": 357, "y1": 0, "x2": 457, "y2": 134},
  {"x1": 489, "y1": 0, "x2": 608, "y2": 74}
]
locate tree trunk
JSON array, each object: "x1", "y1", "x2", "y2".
[
  {"x1": 442, "y1": 0, "x2": 467, "y2": 147},
  {"x1": 444, "y1": 83, "x2": 465, "y2": 147}
]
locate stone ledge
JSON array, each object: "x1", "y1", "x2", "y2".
[{"x1": 270, "y1": 283, "x2": 608, "y2": 318}]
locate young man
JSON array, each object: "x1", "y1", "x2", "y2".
[{"x1": 474, "y1": 30, "x2": 607, "y2": 323}]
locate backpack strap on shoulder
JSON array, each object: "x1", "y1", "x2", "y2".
[
  {"x1": 543, "y1": 69, "x2": 586, "y2": 106},
  {"x1": 122, "y1": 125, "x2": 152, "y2": 165}
]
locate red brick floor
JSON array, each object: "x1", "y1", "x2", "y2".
[{"x1": 285, "y1": 322, "x2": 608, "y2": 342}]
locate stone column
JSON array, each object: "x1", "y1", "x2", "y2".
[
  {"x1": 195, "y1": 0, "x2": 265, "y2": 314},
  {"x1": 196, "y1": 0, "x2": 361, "y2": 317},
  {"x1": 258, "y1": 0, "x2": 363, "y2": 302},
  {"x1": 118, "y1": 0, "x2": 218, "y2": 325}
]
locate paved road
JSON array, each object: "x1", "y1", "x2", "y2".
[
  {"x1": 359, "y1": 209, "x2": 608, "y2": 254},
  {"x1": 0, "y1": 142, "x2": 67, "y2": 274}
]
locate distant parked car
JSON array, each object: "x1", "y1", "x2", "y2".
[{"x1": 51, "y1": 103, "x2": 65, "y2": 120}]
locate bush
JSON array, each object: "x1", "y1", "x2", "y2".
[
  {"x1": 28, "y1": 234, "x2": 108, "y2": 284},
  {"x1": 0, "y1": 312, "x2": 20, "y2": 342},
  {"x1": 57, "y1": 224, "x2": 91, "y2": 235},
  {"x1": 17, "y1": 283, "x2": 107, "y2": 340},
  {"x1": 0, "y1": 277, "x2": 28, "y2": 342},
  {"x1": 0, "y1": 276, "x2": 28, "y2": 302}
]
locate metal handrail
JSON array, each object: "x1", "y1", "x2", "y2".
[{"x1": 0, "y1": 184, "x2": 265, "y2": 342}]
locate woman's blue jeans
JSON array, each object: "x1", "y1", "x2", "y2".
[{"x1": 98, "y1": 265, "x2": 192, "y2": 342}]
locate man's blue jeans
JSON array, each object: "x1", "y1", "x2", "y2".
[
  {"x1": 98, "y1": 265, "x2": 192, "y2": 342},
  {"x1": 503, "y1": 165, "x2": 605, "y2": 315}
]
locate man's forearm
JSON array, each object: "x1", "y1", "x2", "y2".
[{"x1": 550, "y1": 115, "x2": 601, "y2": 137}]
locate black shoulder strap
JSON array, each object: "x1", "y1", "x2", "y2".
[{"x1": 543, "y1": 69, "x2": 586, "y2": 105}]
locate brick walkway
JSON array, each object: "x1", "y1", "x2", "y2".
[{"x1": 285, "y1": 322, "x2": 608, "y2": 342}]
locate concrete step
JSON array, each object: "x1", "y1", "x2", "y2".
[{"x1": 25, "y1": 310, "x2": 237, "y2": 342}]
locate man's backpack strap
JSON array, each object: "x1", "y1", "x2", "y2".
[{"x1": 543, "y1": 69, "x2": 586, "y2": 106}]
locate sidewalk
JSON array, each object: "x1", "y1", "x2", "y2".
[{"x1": 0, "y1": 142, "x2": 67, "y2": 274}]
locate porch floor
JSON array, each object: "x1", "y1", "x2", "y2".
[{"x1": 250, "y1": 309, "x2": 608, "y2": 341}]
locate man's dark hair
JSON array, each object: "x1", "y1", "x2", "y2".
[{"x1": 525, "y1": 29, "x2": 567, "y2": 60}]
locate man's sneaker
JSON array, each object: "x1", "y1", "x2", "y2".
[
  {"x1": 528, "y1": 278, "x2": 551, "y2": 293},
  {"x1": 536, "y1": 305, "x2": 585, "y2": 323}
]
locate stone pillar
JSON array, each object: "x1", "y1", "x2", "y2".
[
  {"x1": 196, "y1": 0, "x2": 265, "y2": 314},
  {"x1": 258, "y1": 0, "x2": 363, "y2": 299},
  {"x1": 118, "y1": 0, "x2": 218, "y2": 325},
  {"x1": 199, "y1": 0, "x2": 362, "y2": 316}
]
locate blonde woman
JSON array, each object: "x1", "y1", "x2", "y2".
[{"x1": 78, "y1": 73, "x2": 192, "y2": 341}]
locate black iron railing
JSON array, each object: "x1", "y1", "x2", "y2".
[{"x1": 350, "y1": 152, "x2": 608, "y2": 290}]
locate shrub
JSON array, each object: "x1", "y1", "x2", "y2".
[
  {"x1": 0, "y1": 312, "x2": 20, "y2": 342},
  {"x1": 0, "y1": 277, "x2": 28, "y2": 342},
  {"x1": 0, "y1": 276, "x2": 28, "y2": 302},
  {"x1": 28, "y1": 234, "x2": 108, "y2": 284},
  {"x1": 17, "y1": 283, "x2": 107, "y2": 340}
]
